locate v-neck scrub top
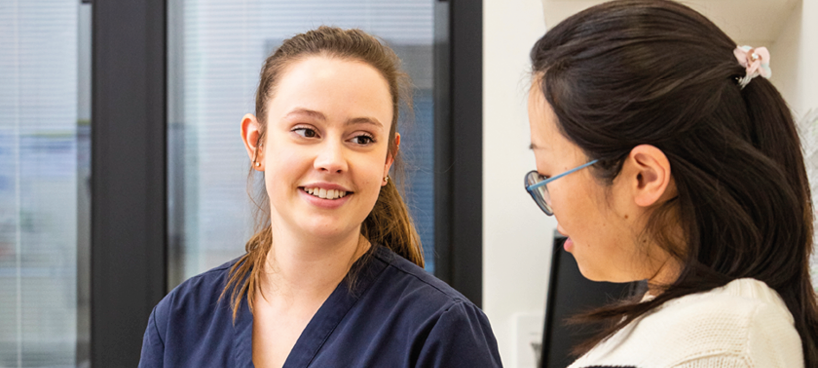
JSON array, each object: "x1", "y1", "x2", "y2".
[{"x1": 138, "y1": 245, "x2": 503, "y2": 367}]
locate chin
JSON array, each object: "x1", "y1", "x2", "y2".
[
  {"x1": 577, "y1": 270, "x2": 607, "y2": 282},
  {"x1": 576, "y1": 264, "x2": 613, "y2": 283},
  {"x1": 578, "y1": 267, "x2": 637, "y2": 284},
  {"x1": 298, "y1": 219, "x2": 358, "y2": 240},
  {"x1": 302, "y1": 224, "x2": 345, "y2": 238}
]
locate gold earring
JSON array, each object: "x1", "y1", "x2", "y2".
[{"x1": 383, "y1": 175, "x2": 389, "y2": 183}]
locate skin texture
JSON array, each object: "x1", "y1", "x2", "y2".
[
  {"x1": 240, "y1": 56, "x2": 399, "y2": 368},
  {"x1": 527, "y1": 84, "x2": 681, "y2": 285}
]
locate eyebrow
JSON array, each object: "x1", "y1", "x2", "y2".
[
  {"x1": 346, "y1": 117, "x2": 383, "y2": 128},
  {"x1": 285, "y1": 108, "x2": 326, "y2": 121},
  {"x1": 284, "y1": 108, "x2": 383, "y2": 128}
]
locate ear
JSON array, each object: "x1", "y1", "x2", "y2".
[
  {"x1": 383, "y1": 133, "x2": 400, "y2": 186},
  {"x1": 241, "y1": 113, "x2": 264, "y2": 171},
  {"x1": 625, "y1": 144, "x2": 673, "y2": 207}
]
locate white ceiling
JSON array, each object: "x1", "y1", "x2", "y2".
[{"x1": 540, "y1": 0, "x2": 801, "y2": 46}]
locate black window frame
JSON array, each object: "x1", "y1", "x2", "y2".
[
  {"x1": 434, "y1": 0, "x2": 483, "y2": 306},
  {"x1": 90, "y1": 0, "x2": 481, "y2": 365},
  {"x1": 91, "y1": 0, "x2": 167, "y2": 366}
]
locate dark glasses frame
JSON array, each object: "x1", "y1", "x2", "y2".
[{"x1": 524, "y1": 159, "x2": 598, "y2": 215}]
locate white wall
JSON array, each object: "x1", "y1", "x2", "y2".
[
  {"x1": 482, "y1": 1, "x2": 553, "y2": 367},
  {"x1": 771, "y1": 1, "x2": 818, "y2": 120},
  {"x1": 772, "y1": 1, "x2": 818, "y2": 285}
]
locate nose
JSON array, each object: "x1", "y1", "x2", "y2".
[{"x1": 314, "y1": 140, "x2": 348, "y2": 174}]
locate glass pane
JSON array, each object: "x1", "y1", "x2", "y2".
[
  {"x1": 167, "y1": 0, "x2": 437, "y2": 287},
  {"x1": 0, "y1": 1, "x2": 91, "y2": 367}
]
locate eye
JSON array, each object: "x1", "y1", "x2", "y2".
[
  {"x1": 349, "y1": 133, "x2": 375, "y2": 145},
  {"x1": 293, "y1": 127, "x2": 318, "y2": 138}
]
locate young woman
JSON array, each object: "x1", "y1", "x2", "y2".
[
  {"x1": 525, "y1": 1, "x2": 818, "y2": 367},
  {"x1": 139, "y1": 27, "x2": 501, "y2": 368}
]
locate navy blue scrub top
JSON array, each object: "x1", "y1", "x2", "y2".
[{"x1": 139, "y1": 245, "x2": 503, "y2": 367}]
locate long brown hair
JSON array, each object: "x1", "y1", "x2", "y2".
[
  {"x1": 221, "y1": 26, "x2": 424, "y2": 320},
  {"x1": 531, "y1": 0, "x2": 818, "y2": 365}
]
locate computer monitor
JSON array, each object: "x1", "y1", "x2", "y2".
[{"x1": 540, "y1": 234, "x2": 644, "y2": 368}]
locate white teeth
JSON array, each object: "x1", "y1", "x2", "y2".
[{"x1": 304, "y1": 187, "x2": 348, "y2": 199}]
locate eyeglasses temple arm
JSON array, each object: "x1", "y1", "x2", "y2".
[{"x1": 527, "y1": 159, "x2": 599, "y2": 190}]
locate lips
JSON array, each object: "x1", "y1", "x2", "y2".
[
  {"x1": 298, "y1": 184, "x2": 352, "y2": 209},
  {"x1": 303, "y1": 187, "x2": 348, "y2": 200},
  {"x1": 299, "y1": 182, "x2": 353, "y2": 201},
  {"x1": 563, "y1": 237, "x2": 574, "y2": 252}
]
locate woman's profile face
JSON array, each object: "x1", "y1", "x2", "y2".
[
  {"x1": 527, "y1": 85, "x2": 658, "y2": 283},
  {"x1": 259, "y1": 56, "x2": 395, "y2": 241}
]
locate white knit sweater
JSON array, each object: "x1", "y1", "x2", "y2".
[{"x1": 567, "y1": 278, "x2": 804, "y2": 368}]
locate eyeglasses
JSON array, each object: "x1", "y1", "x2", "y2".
[{"x1": 524, "y1": 160, "x2": 598, "y2": 215}]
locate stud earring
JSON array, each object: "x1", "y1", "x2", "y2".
[
  {"x1": 383, "y1": 175, "x2": 389, "y2": 184},
  {"x1": 254, "y1": 161, "x2": 261, "y2": 167}
]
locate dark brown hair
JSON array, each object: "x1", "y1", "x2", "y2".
[
  {"x1": 222, "y1": 26, "x2": 424, "y2": 320},
  {"x1": 530, "y1": 0, "x2": 818, "y2": 365}
]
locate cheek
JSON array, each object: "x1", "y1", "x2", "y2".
[
  {"x1": 552, "y1": 180, "x2": 604, "y2": 231},
  {"x1": 550, "y1": 178, "x2": 586, "y2": 213},
  {"x1": 356, "y1": 155, "x2": 387, "y2": 187},
  {"x1": 263, "y1": 146, "x2": 306, "y2": 189}
]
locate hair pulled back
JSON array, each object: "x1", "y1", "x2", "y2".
[
  {"x1": 531, "y1": 0, "x2": 818, "y2": 363},
  {"x1": 223, "y1": 26, "x2": 423, "y2": 319}
]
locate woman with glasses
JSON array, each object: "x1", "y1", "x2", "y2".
[
  {"x1": 138, "y1": 27, "x2": 501, "y2": 368},
  {"x1": 525, "y1": 0, "x2": 818, "y2": 367}
]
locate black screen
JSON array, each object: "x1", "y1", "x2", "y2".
[{"x1": 540, "y1": 235, "x2": 643, "y2": 368}]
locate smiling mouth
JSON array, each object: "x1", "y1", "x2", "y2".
[{"x1": 302, "y1": 187, "x2": 350, "y2": 200}]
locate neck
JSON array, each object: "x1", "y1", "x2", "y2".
[
  {"x1": 645, "y1": 256, "x2": 682, "y2": 296},
  {"x1": 641, "y1": 215, "x2": 685, "y2": 297},
  {"x1": 259, "y1": 225, "x2": 370, "y2": 302}
]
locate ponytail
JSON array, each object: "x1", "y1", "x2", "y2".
[
  {"x1": 741, "y1": 78, "x2": 818, "y2": 364},
  {"x1": 362, "y1": 168, "x2": 424, "y2": 267},
  {"x1": 221, "y1": 227, "x2": 270, "y2": 321}
]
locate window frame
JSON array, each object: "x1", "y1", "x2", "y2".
[
  {"x1": 434, "y1": 0, "x2": 483, "y2": 307},
  {"x1": 91, "y1": 0, "x2": 167, "y2": 366}
]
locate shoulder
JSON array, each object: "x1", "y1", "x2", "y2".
[
  {"x1": 362, "y1": 246, "x2": 492, "y2": 329},
  {"x1": 572, "y1": 279, "x2": 803, "y2": 368},
  {"x1": 152, "y1": 257, "x2": 242, "y2": 324},
  {"x1": 637, "y1": 279, "x2": 801, "y2": 366},
  {"x1": 655, "y1": 278, "x2": 796, "y2": 336},
  {"x1": 361, "y1": 246, "x2": 502, "y2": 367},
  {"x1": 370, "y1": 246, "x2": 472, "y2": 307},
  {"x1": 142, "y1": 257, "x2": 248, "y2": 367},
  {"x1": 656, "y1": 278, "x2": 802, "y2": 366}
]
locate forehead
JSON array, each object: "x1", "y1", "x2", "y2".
[
  {"x1": 528, "y1": 83, "x2": 588, "y2": 164},
  {"x1": 528, "y1": 85, "x2": 561, "y2": 148},
  {"x1": 267, "y1": 56, "x2": 393, "y2": 122}
]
